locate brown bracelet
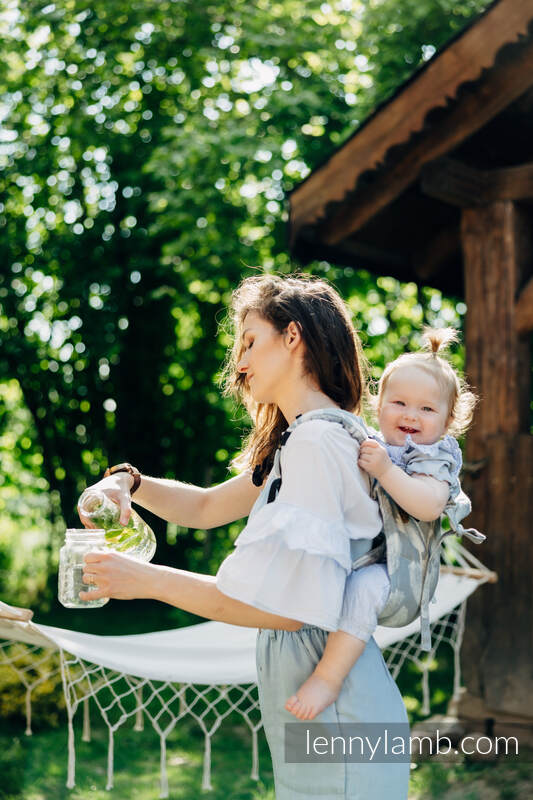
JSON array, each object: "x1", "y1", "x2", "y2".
[{"x1": 104, "y1": 463, "x2": 141, "y2": 494}]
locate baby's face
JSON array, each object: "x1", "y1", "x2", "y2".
[{"x1": 378, "y1": 366, "x2": 451, "y2": 447}]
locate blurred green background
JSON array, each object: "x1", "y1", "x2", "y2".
[{"x1": 0, "y1": 0, "x2": 492, "y2": 622}]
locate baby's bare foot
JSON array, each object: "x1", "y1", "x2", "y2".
[{"x1": 285, "y1": 674, "x2": 341, "y2": 720}]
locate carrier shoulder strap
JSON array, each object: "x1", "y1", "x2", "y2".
[{"x1": 266, "y1": 408, "x2": 369, "y2": 505}]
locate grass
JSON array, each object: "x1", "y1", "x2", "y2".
[
  {"x1": 0, "y1": 716, "x2": 276, "y2": 800},
  {"x1": 409, "y1": 755, "x2": 533, "y2": 800},
  {"x1": 1, "y1": 714, "x2": 532, "y2": 800}
]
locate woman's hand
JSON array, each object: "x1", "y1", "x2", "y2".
[
  {"x1": 80, "y1": 550, "x2": 156, "y2": 602},
  {"x1": 78, "y1": 473, "x2": 134, "y2": 528},
  {"x1": 358, "y1": 438, "x2": 393, "y2": 480}
]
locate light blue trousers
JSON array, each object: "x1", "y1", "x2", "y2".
[{"x1": 256, "y1": 626, "x2": 410, "y2": 799}]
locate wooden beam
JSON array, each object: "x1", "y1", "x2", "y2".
[
  {"x1": 421, "y1": 158, "x2": 533, "y2": 206},
  {"x1": 290, "y1": 0, "x2": 533, "y2": 245},
  {"x1": 516, "y1": 276, "x2": 533, "y2": 334},
  {"x1": 491, "y1": 162, "x2": 533, "y2": 201},
  {"x1": 421, "y1": 159, "x2": 489, "y2": 206},
  {"x1": 321, "y1": 37, "x2": 533, "y2": 246}
]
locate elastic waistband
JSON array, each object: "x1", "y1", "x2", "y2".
[{"x1": 258, "y1": 624, "x2": 326, "y2": 639}]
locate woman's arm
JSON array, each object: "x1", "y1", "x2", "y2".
[
  {"x1": 79, "y1": 466, "x2": 303, "y2": 629},
  {"x1": 80, "y1": 552, "x2": 303, "y2": 630},
  {"x1": 358, "y1": 439, "x2": 449, "y2": 521},
  {"x1": 131, "y1": 466, "x2": 263, "y2": 528},
  {"x1": 79, "y1": 467, "x2": 263, "y2": 529}
]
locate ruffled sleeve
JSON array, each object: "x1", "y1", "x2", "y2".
[
  {"x1": 402, "y1": 434, "x2": 462, "y2": 488},
  {"x1": 215, "y1": 421, "x2": 374, "y2": 631},
  {"x1": 233, "y1": 502, "x2": 352, "y2": 569},
  {"x1": 400, "y1": 434, "x2": 485, "y2": 544}
]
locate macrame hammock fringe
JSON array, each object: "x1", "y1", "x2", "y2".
[{"x1": 0, "y1": 539, "x2": 495, "y2": 797}]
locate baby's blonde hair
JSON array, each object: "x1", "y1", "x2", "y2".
[{"x1": 375, "y1": 327, "x2": 477, "y2": 437}]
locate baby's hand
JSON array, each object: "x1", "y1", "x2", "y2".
[{"x1": 358, "y1": 438, "x2": 393, "y2": 480}]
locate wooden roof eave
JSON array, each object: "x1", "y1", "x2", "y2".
[{"x1": 289, "y1": 0, "x2": 533, "y2": 250}]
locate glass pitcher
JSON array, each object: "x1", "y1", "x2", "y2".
[{"x1": 77, "y1": 488, "x2": 156, "y2": 562}]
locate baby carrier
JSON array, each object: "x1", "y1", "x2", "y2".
[{"x1": 265, "y1": 408, "x2": 485, "y2": 651}]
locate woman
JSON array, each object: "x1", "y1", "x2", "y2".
[{"x1": 80, "y1": 273, "x2": 410, "y2": 798}]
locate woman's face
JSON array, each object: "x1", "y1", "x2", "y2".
[
  {"x1": 237, "y1": 311, "x2": 296, "y2": 405},
  {"x1": 378, "y1": 365, "x2": 451, "y2": 446}
]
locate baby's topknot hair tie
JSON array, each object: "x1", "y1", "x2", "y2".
[{"x1": 421, "y1": 326, "x2": 459, "y2": 358}]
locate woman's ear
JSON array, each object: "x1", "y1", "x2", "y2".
[{"x1": 284, "y1": 320, "x2": 302, "y2": 349}]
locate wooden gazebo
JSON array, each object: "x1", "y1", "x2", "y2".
[{"x1": 290, "y1": 0, "x2": 533, "y2": 742}]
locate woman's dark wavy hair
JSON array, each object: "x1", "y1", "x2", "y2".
[{"x1": 219, "y1": 272, "x2": 369, "y2": 483}]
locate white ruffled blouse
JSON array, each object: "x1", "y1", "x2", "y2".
[{"x1": 215, "y1": 417, "x2": 382, "y2": 631}]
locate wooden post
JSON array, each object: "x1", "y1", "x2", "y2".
[
  {"x1": 456, "y1": 201, "x2": 533, "y2": 738},
  {"x1": 462, "y1": 202, "x2": 531, "y2": 447}
]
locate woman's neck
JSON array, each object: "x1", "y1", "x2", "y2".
[{"x1": 281, "y1": 392, "x2": 341, "y2": 425}]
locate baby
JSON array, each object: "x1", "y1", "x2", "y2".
[{"x1": 285, "y1": 326, "x2": 477, "y2": 720}]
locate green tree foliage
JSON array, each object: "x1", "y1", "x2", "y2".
[{"x1": 0, "y1": 0, "x2": 490, "y2": 605}]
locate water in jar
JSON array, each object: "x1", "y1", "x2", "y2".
[{"x1": 58, "y1": 529, "x2": 109, "y2": 609}]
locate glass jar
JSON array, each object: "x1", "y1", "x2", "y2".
[
  {"x1": 77, "y1": 488, "x2": 156, "y2": 562},
  {"x1": 58, "y1": 529, "x2": 109, "y2": 609}
]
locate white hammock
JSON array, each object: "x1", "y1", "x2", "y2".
[{"x1": 0, "y1": 540, "x2": 495, "y2": 798}]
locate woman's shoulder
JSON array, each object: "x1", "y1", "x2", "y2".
[
  {"x1": 289, "y1": 416, "x2": 345, "y2": 438},
  {"x1": 280, "y1": 416, "x2": 364, "y2": 488},
  {"x1": 286, "y1": 415, "x2": 363, "y2": 452},
  {"x1": 275, "y1": 412, "x2": 379, "y2": 528}
]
